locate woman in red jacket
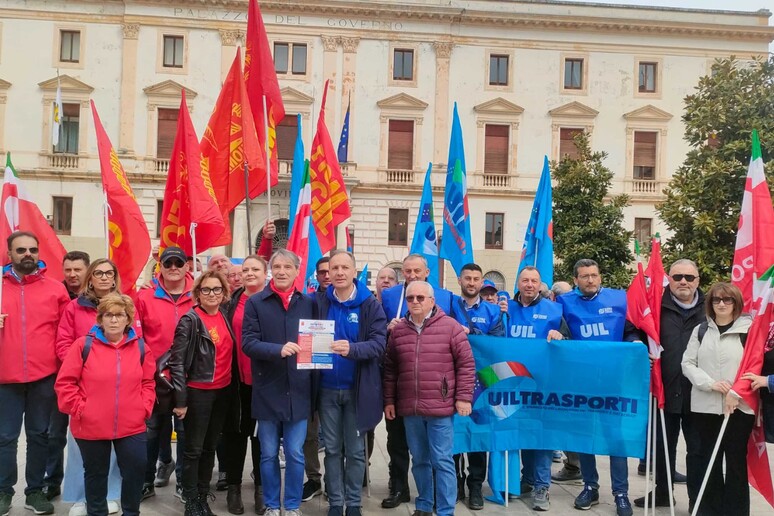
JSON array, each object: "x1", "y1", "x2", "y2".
[{"x1": 55, "y1": 294, "x2": 156, "y2": 516}]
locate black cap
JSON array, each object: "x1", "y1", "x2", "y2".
[{"x1": 160, "y1": 247, "x2": 186, "y2": 264}]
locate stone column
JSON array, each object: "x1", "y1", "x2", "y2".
[
  {"x1": 339, "y1": 37, "x2": 359, "y2": 162},
  {"x1": 220, "y1": 29, "x2": 243, "y2": 81},
  {"x1": 0, "y1": 81, "x2": 9, "y2": 155},
  {"x1": 119, "y1": 23, "x2": 140, "y2": 155},
  {"x1": 321, "y1": 35, "x2": 339, "y2": 128},
  {"x1": 432, "y1": 41, "x2": 454, "y2": 166}
]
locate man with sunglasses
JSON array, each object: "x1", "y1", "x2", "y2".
[
  {"x1": 135, "y1": 246, "x2": 194, "y2": 501},
  {"x1": 0, "y1": 231, "x2": 70, "y2": 516},
  {"x1": 634, "y1": 259, "x2": 704, "y2": 511}
]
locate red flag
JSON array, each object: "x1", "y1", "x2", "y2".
[
  {"x1": 309, "y1": 80, "x2": 351, "y2": 254},
  {"x1": 159, "y1": 92, "x2": 225, "y2": 256},
  {"x1": 201, "y1": 47, "x2": 267, "y2": 246},
  {"x1": 286, "y1": 162, "x2": 312, "y2": 292},
  {"x1": 244, "y1": 0, "x2": 285, "y2": 179},
  {"x1": 732, "y1": 130, "x2": 774, "y2": 312},
  {"x1": 1, "y1": 154, "x2": 67, "y2": 280},
  {"x1": 645, "y1": 236, "x2": 667, "y2": 408},
  {"x1": 91, "y1": 101, "x2": 151, "y2": 293}
]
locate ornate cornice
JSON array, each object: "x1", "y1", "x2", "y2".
[
  {"x1": 321, "y1": 35, "x2": 339, "y2": 52},
  {"x1": 340, "y1": 37, "x2": 360, "y2": 54},
  {"x1": 219, "y1": 29, "x2": 244, "y2": 46},
  {"x1": 432, "y1": 41, "x2": 454, "y2": 59},
  {"x1": 122, "y1": 23, "x2": 140, "y2": 40}
]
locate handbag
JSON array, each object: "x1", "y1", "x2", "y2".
[{"x1": 155, "y1": 349, "x2": 174, "y2": 396}]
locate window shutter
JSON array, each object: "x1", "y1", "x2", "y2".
[
  {"x1": 388, "y1": 120, "x2": 414, "y2": 170},
  {"x1": 276, "y1": 117, "x2": 298, "y2": 161},
  {"x1": 484, "y1": 125, "x2": 509, "y2": 174},
  {"x1": 156, "y1": 108, "x2": 178, "y2": 160},
  {"x1": 559, "y1": 128, "x2": 583, "y2": 159},
  {"x1": 634, "y1": 131, "x2": 657, "y2": 167}
]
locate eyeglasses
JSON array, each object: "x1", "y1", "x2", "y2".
[
  {"x1": 103, "y1": 312, "x2": 127, "y2": 320},
  {"x1": 671, "y1": 274, "x2": 698, "y2": 282},
  {"x1": 162, "y1": 259, "x2": 186, "y2": 269},
  {"x1": 317, "y1": 270, "x2": 330, "y2": 276},
  {"x1": 15, "y1": 247, "x2": 39, "y2": 254},
  {"x1": 406, "y1": 295, "x2": 432, "y2": 303},
  {"x1": 711, "y1": 296, "x2": 735, "y2": 305},
  {"x1": 200, "y1": 287, "x2": 224, "y2": 296},
  {"x1": 92, "y1": 270, "x2": 116, "y2": 279},
  {"x1": 578, "y1": 274, "x2": 600, "y2": 281}
]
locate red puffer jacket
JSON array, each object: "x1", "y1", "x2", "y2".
[
  {"x1": 55, "y1": 327, "x2": 156, "y2": 440},
  {"x1": 384, "y1": 307, "x2": 475, "y2": 418}
]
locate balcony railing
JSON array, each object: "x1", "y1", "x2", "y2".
[
  {"x1": 154, "y1": 159, "x2": 170, "y2": 174},
  {"x1": 49, "y1": 153, "x2": 79, "y2": 169},
  {"x1": 628, "y1": 178, "x2": 664, "y2": 195},
  {"x1": 481, "y1": 173, "x2": 513, "y2": 189},
  {"x1": 382, "y1": 169, "x2": 416, "y2": 184}
]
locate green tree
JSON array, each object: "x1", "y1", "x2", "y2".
[
  {"x1": 553, "y1": 132, "x2": 633, "y2": 288},
  {"x1": 658, "y1": 57, "x2": 774, "y2": 284}
]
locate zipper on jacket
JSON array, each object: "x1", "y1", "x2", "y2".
[
  {"x1": 21, "y1": 284, "x2": 28, "y2": 382},
  {"x1": 413, "y1": 332, "x2": 420, "y2": 415},
  {"x1": 114, "y1": 349, "x2": 121, "y2": 438}
]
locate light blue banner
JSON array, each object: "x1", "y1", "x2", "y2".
[{"x1": 453, "y1": 336, "x2": 649, "y2": 458}]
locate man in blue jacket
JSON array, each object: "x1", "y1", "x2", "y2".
[
  {"x1": 242, "y1": 249, "x2": 315, "y2": 516},
  {"x1": 315, "y1": 250, "x2": 387, "y2": 516}
]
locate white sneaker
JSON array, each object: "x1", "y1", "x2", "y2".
[
  {"x1": 69, "y1": 502, "x2": 87, "y2": 516},
  {"x1": 108, "y1": 500, "x2": 120, "y2": 514}
]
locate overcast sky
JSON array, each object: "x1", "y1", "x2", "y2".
[{"x1": 560, "y1": 0, "x2": 772, "y2": 14}]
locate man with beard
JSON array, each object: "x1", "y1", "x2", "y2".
[{"x1": 0, "y1": 232, "x2": 70, "y2": 516}]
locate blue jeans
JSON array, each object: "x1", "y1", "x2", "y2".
[
  {"x1": 319, "y1": 389, "x2": 365, "y2": 508},
  {"x1": 578, "y1": 453, "x2": 629, "y2": 495},
  {"x1": 521, "y1": 449, "x2": 553, "y2": 489},
  {"x1": 0, "y1": 375, "x2": 57, "y2": 496},
  {"x1": 258, "y1": 419, "x2": 307, "y2": 510},
  {"x1": 145, "y1": 392, "x2": 185, "y2": 485},
  {"x1": 404, "y1": 415, "x2": 456, "y2": 516},
  {"x1": 63, "y1": 431, "x2": 122, "y2": 503}
]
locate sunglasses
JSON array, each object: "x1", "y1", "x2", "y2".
[
  {"x1": 671, "y1": 274, "x2": 698, "y2": 282},
  {"x1": 200, "y1": 287, "x2": 224, "y2": 296},
  {"x1": 406, "y1": 295, "x2": 431, "y2": 303},
  {"x1": 15, "y1": 247, "x2": 39, "y2": 254},
  {"x1": 162, "y1": 259, "x2": 186, "y2": 269},
  {"x1": 711, "y1": 296, "x2": 735, "y2": 305},
  {"x1": 92, "y1": 270, "x2": 116, "y2": 279}
]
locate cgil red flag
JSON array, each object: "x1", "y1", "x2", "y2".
[
  {"x1": 309, "y1": 80, "x2": 351, "y2": 254},
  {"x1": 0, "y1": 153, "x2": 66, "y2": 280},
  {"x1": 159, "y1": 92, "x2": 225, "y2": 256},
  {"x1": 645, "y1": 236, "x2": 667, "y2": 409},
  {"x1": 201, "y1": 47, "x2": 268, "y2": 247},
  {"x1": 91, "y1": 101, "x2": 151, "y2": 293},
  {"x1": 244, "y1": 0, "x2": 285, "y2": 180}
]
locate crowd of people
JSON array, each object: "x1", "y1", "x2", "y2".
[{"x1": 1, "y1": 225, "x2": 773, "y2": 516}]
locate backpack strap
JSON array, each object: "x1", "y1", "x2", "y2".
[
  {"x1": 81, "y1": 335, "x2": 94, "y2": 363},
  {"x1": 138, "y1": 337, "x2": 146, "y2": 365},
  {"x1": 697, "y1": 321, "x2": 709, "y2": 344}
]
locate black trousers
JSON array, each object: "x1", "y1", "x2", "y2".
[
  {"x1": 385, "y1": 416, "x2": 410, "y2": 492},
  {"x1": 145, "y1": 390, "x2": 186, "y2": 485},
  {"x1": 223, "y1": 383, "x2": 261, "y2": 486},
  {"x1": 692, "y1": 411, "x2": 754, "y2": 516},
  {"x1": 654, "y1": 409, "x2": 700, "y2": 504},
  {"x1": 77, "y1": 433, "x2": 146, "y2": 516},
  {"x1": 182, "y1": 386, "x2": 230, "y2": 500},
  {"x1": 44, "y1": 409, "x2": 69, "y2": 488},
  {"x1": 454, "y1": 452, "x2": 487, "y2": 491}
]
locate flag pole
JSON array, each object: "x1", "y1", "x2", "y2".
[
  {"x1": 659, "y1": 407, "x2": 676, "y2": 516},
  {"x1": 263, "y1": 95, "x2": 271, "y2": 222},
  {"x1": 691, "y1": 413, "x2": 730, "y2": 516},
  {"x1": 244, "y1": 161, "x2": 253, "y2": 253},
  {"x1": 103, "y1": 190, "x2": 110, "y2": 258},
  {"x1": 190, "y1": 223, "x2": 200, "y2": 279},
  {"x1": 504, "y1": 451, "x2": 509, "y2": 508},
  {"x1": 643, "y1": 394, "x2": 654, "y2": 516}
]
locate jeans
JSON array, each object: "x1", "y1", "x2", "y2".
[
  {"x1": 319, "y1": 389, "x2": 365, "y2": 507},
  {"x1": 404, "y1": 415, "x2": 456, "y2": 516},
  {"x1": 258, "y1": 419, "x2": 307, "y2": 510},
  {"x1": 303, "y1": 413, "x2": 321, "y2": 483},
  {"x1": 385, "y1": 415, "x2": 410, "y2": 492},
  {"x1": 655, "y1": 410, "x2": 700, "y2": 503},
  {"x1": 63, "y1": 431, "x2": 122, "y2": 503},
  {"x1": 0, "y1": 375, "x2": 57, "y2": 496},
  {"x1": 578, "y1": 453, "x2": 629, "y2": 495},
  {"x1": 181, "y1": 386, "x2": 230, "y2": 500},
  {"x1": 521, "y1": 449, "x2": 553, "y2": 489},
  {"x1": 145, "y1": 391, "x2": 185, "y2": 485},
  {"x1": 44, "y1": 409, "x2": 69, "y2": 489},
  {"x1": 76, "y1": 433, "x2": 146, "y2": 516},
  {"x1": 223, "y1": 383, "x2": 261, "y2": 486}
]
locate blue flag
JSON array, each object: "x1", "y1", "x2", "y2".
[
  {"x1": 440, "y1": 103, "x2": 474, "y2": 276},
  {"x1": 410, "y1": 163, "x2": 440, "y2": 287},
  {"x1": 337, "y1": 100, "x2": 350, "y2": 163},
  {"x1": 358, "y1": 263, "x2": 369, "y2": 285},
  {"x1": 516, "y1": 156, "x2": 553, "y2": 293}
]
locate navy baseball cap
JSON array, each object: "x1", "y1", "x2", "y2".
[{"x1": 481, "y1": 279, "x2": 497, "y2": 292}]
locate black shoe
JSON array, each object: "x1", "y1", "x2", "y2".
[
  {"x1": 456, "y1": 482, "x2": 465, "y2": 502},
  {"x1": 42, "y1": 485, "x2": 60, "y2": 501},
  {"x1": 227, "y1": 485, "x2": 244, "y2": 515},
  {"x1": 254, "y1": 486, "x2": 266, "y2": 515},
  {"x1": 216, "y1": 472, "x2": 228, "y2": 492},
  {"x1": 637, "y1": 463, "x2": 647, "y2": 476},
  {"x1": 345, "y1": 507, "x2": 361, "y2": 516},
  {"x1": 302, "y1": 480, "x2": 322, "y2": 502},
  {"x1": 141, "y1": 483, "x2": 156, "y2": 501},
  {"x1": 633, "y1": 492, "x2": 673, "y2": 508},
  {"x1": 185, "y1": 498, "x2": 205, "y2": 516},
  {"x1": 381, "y1": 489, "x2": 410, "y2": 509},
  {"x1": 673, "y1": 471, "x2": 687, "y2": 484},
  {"x1": 198, "y1": 492, "x2": 216, "y2": 516},
  {"x1": 468, "y1": 488, "x2": 484, "y2": 510},
  {"x1": 411, "y1": 512, "x2": 432, "y2": 516}
]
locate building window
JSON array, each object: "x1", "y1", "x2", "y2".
[
  {"x1": 256, "y1": 218, "x2": 290, "y2": 252},
  {"x1": 393, "y1": 49, "x2": 414, "y2": 81},
  {"x1": 52, "y1": 196, "x2": 73, "y2": 235},
  {"x1": 156, "y1": 199, "x2": 164, "y2": 238},
  {"x1": 484, "y1": 270, "x2": 506, "y2": 291},
  {"x1": 484, "y1": 124, "x2": 509, "y2": 174},
  {"x1": 388, "y1": 208, "x2": 409, "y2": 246},
  {"x1": 633, "y1": 131, "x2": 657, "y2": 179},
  {"x1": 274, "y1": 43, "x2": 307, "y2": 75},
  {"x1": 559, "y1": 128, "x2": 583, "y2": 160},
  {"x1": 163, "y1": 35, "x2": 184, "y2": 68},
  {"x1": 638, "y1": 62, "x2": 657, "y2": 93},
  {"x1": 564, "y1": 58, "x2": 583, "y2": 90},
  {"x1": 634, "y1": 218, "x2": 652, "y2": 246},
  {"x1": 489, "y1": 55, "x2": 509, "y2": 86},
  {"x1": 54, "y1": 103, "x2": 80, "y2": 154},
  {"x1": 276, "y1": 116, "x2": 298, "y2": 161},
  {"x1": 156, "y1": 108, "x2": 178, "y2": 160},
  {"x1": 59, "y1": 30, "x2": 80, "y2": 63},
  {"x1": 387, "y1": 120, "x2": 414, "y2": 170},
  {"x1": 485, "y1": 212, "x2": 504, "y2": 249}
]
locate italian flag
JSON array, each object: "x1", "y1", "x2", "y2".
[
  {"x1": 286, "y1": 160, "x2": 312, "y2": 293},
  {"x1": 1, "y1": 153, "x2": 66, "y2": 280}
]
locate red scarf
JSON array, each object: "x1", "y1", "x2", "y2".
[{"x1": 269, "y1": 280, "x2": 295, "y2": 311}]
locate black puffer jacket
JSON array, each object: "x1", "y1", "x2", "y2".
[{"x1": 659, "y1": 288, "x2": 705, "y2": 414}]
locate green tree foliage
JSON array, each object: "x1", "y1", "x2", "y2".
[
  {"x1": 658, "y1": 57, "x2": 774, "y2": 284},
  {"x1": 553, "y1": 132, "x2": 634, "y2": 288}
]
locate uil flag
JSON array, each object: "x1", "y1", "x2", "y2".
[
  {"x1": 159, "y1": 92, "x2": 225, "y2": 256},
  {"x1": 358, "y1": 264, "x2": 369, "y2": 285},
  {"x1": 286, "y1": 162, "x2": 313, "y2": 292},
  {"x1": 0, "y1": 153, "x2": 67, "y2": 280},
  {"x1": 52, "y1": 76, "x2": 63, "y2": 147},
  {"x1": 91, "y1": 101, "x2": 151, "y2": 293},
  {"x1": 440, "y1": 103, "x2": 473, "y2": 276},
  {"x1": 201, "y1": 48, "x2": 268, "y2": 246},
  {"x1": 245, "y1": 0, "x2": 285, "y2": 178},
  {"x1": 516, "y1": 156, "x2": 554, "y2": 291},
  {"x1": 410, "y1": 163, "x2": 440, "y2": 287},
  {"x1": 732, "y1": 129, "x2": 774, "y2": 312},
  {"x1": 309, "y1": 80, "x2": 351, "y2": 254},
  {"x1": 337, "y1": 98, "x2": 350, "y2": 163}
]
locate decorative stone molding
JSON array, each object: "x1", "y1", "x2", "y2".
[
  {"x1": 623, "y1": 104, "x2": 673, "y2": 122},
  {"x1": 0, "y1": 79, "x2": 11, "y2": 104},
  {"x1": 376, "y1": 93, "x2": 429, "y2": 111},
  {"x1": 219, "y1": 29, "x2": 242, "y2": 46},
  {"x1": 432, "y1": 41, "x2": 454, "y2": 59},
  {"x1": 122, "y1": 23, "x2": 140, "y2": 40},
  {"x1": 340, "y1": 37, "x2": 360, "y2": 53},
  {"x1": 474, "y1": 97, "x2": 525, "y2": 117},
  {"x1": 321, "y1": 35, "x2": 339, "y2": 52},
  {"x1": 38, "y1": 74, "x2": 94, "y2": 94},
  {"x1": 143, "y1": 80, "x2": 197, "y2": 102}
]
